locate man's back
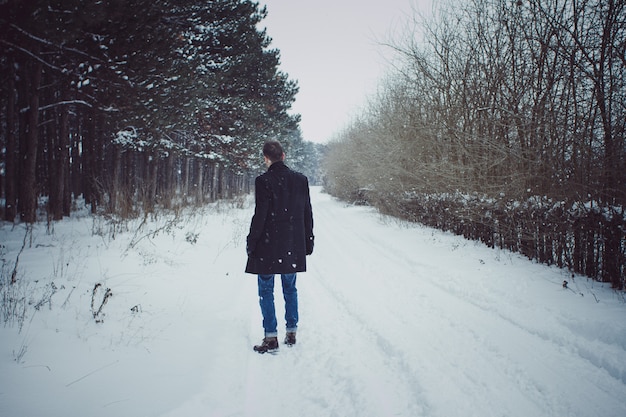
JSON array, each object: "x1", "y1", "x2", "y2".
[{"x1": 245, "y1": 161, "x2": 313, "y2": 275}]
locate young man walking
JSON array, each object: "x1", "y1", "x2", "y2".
[{"x1": 245, "y1": 141, "x2": 314, "y2": 354}]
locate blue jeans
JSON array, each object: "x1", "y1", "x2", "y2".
[{"x1": 258, "y1": 274, "x2": 298, "y2": 337}]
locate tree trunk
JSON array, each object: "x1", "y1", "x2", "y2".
[
  {"x1": 83, "y1": 108, "x2": 98, "y2": 213},
  {"x1": 182, "y1": 156, "x2": 191, "y2": 199},
  {"x1": 4, "y1": 53, "x2": 18, "y2": 222},
  {"x1": 109, "y1": 145, "x2": 122, "y2": 213},
  {"x1": 49, "y1": 90, "x2": 70, "y2": 220},
  {"x1": 603, "y1": 217, "x2": 622, "y2": 290},
  {"x1": 148, "y1": 152, "x2": 158, "y2": 211},
  {"x1": 18, "y1": 59, "x2": 42, "y2": 223},
  {"x1": 69, "y1": 122, "x2": 82, "y2": 202},
  {"x1": 195, "y1": 161, "x2": 204, "y2": 205}
]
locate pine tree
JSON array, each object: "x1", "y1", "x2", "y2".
[
  {"x1": 1, "y1": 0, "x2": 302, "y2": 219},
  {"x1": 189, "y1": 0, "x2": 299, "y2": 170}
]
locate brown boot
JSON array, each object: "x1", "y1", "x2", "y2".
[
  {"x1": 253, "y1": 337, "x2": 279, "y2": 354},
  {"x1": 284, "y1": 332, "x2": 296, "y2": 346}
]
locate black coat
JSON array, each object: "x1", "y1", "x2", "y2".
[{"x1": 245, "y1": 161, "x2": 314, "y2": 275}]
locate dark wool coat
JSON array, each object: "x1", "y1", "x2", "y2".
[{"x1": 245, "y1": 161, "x2": 314, "y2": 275}]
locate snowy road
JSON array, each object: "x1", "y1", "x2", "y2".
[
  {"x1": 165, "y1": 188, "x2": 626, "y2": 417},
  {"x1": 1, "y1": 187, "x2": 625, "y2": 417}
]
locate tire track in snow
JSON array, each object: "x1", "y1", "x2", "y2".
[
  {"x1": 358, "y1": 219, "x2": 626, "y2": 403},
  {"x1": 306, "y1": 265, "x2": 429, "y2": 417},
  {"x1": 308, "y1": 199, "x2": 510, "y2": 416},
  {"x1": 305, "y1": 191, "x2": 626, "y2": 417},
  {"x1": 307, "y1": 196, "x2": 431, "y2": 416}
]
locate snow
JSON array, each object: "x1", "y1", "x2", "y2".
[{"x1": 1, "y1": 187, "x2": 625, "y2": 417}]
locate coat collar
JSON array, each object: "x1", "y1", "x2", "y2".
[{"x1": 267, "y1": 161, "x2": 287, "y2": 172}]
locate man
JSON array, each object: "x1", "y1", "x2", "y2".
[{"x1": 245, "y1": 141, "x2": 314, "y2": 354}]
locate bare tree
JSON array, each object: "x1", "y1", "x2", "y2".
[{"x1": 323, "y1": 0, "x2": 625, "y2": 288}]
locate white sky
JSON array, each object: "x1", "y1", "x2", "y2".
[{"x1": 260, "y1": 0, "x2": 434, "y2": 144}]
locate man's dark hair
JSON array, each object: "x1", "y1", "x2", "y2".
[{"x1": 263, "y1": 141, "x2": 284, "y2": 163}]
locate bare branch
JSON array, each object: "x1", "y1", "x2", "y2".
[
  {"x1": 9, "y1": 23, "x2": 106, "y2": 63},
  {"x1": 0, "y1": 39, "x2": 65, "y2": 72},
  {"x1": 38, "y1": 100, "x2": 93, "y2": 112}
]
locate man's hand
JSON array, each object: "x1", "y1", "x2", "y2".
[{"x1": 306, "y1": 236, "x2": 314, "y2": 255}]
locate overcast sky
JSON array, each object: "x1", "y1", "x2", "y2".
[{"x1": 260, "y1": 0, "x2": 433, "y2": 144}]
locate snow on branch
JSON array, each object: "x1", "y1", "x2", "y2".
[
  {"x1": 38, "y1": 100, "x2": 93, "y2": 111},
  {"x1": 113, "y1": 127, "x2": 139, "y2": 146}
]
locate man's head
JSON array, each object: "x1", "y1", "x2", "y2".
[{"x1": 263, "y1": 141, "x2": 285, "y2": 166}]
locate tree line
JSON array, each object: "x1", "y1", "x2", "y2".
[
  {"x1": 0, "y1": 0, "x2": 320, "y2": 223},
  {"x1": 323, "y1": 0, "x2": 625, "y2": 289}
]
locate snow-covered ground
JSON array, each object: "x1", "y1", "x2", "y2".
[{"x1": 1, "y1": 187, "x2": 625, "y2": 417}]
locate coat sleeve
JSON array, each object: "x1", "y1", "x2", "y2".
[
  {"x1": 246, "y1": 176, "x2": 270, "y2": 256},
  {"x1": 304, "y1": 178, "x2": 314, "y2": 255}
]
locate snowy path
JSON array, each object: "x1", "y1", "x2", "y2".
[
  {"x1": 1, "y1": 187, "x2": 625, "y2": 417},
  {"x1": 164, "y1": 189, "x2": 626, "y2": 417}
]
